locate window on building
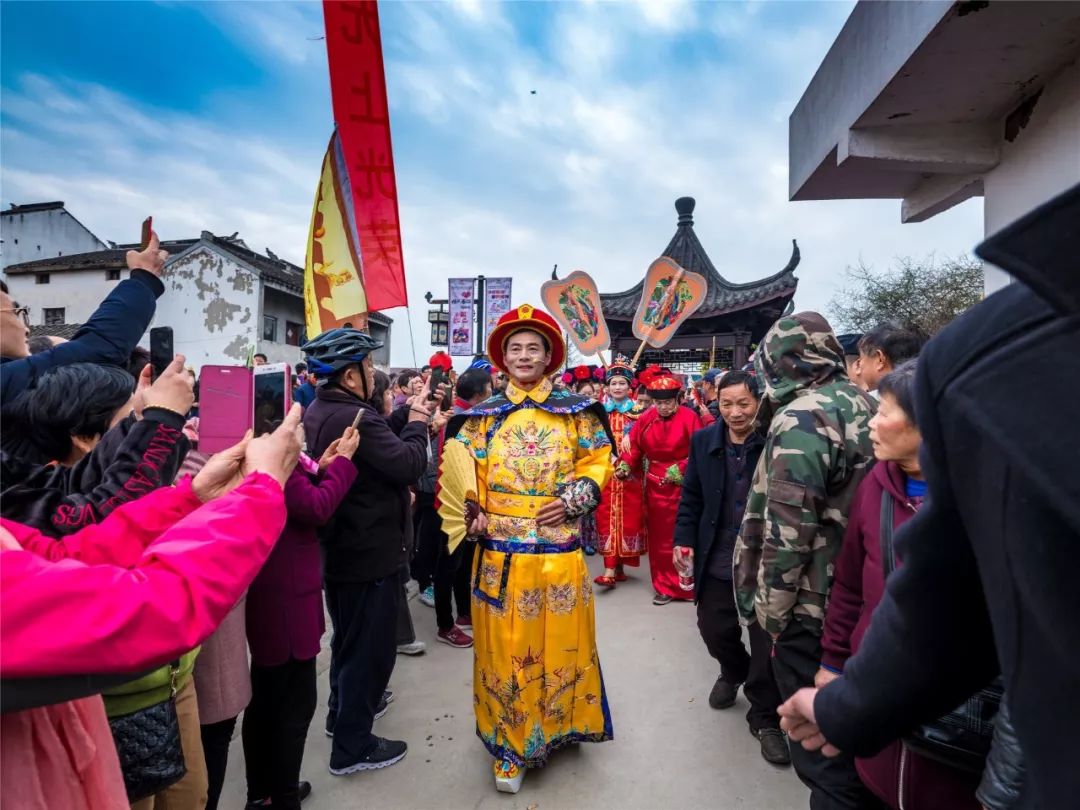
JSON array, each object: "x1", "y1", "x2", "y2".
[
  {"x1": 262, "y1": 315, "x2": 278, "y2": 342},
  {"x1": 36, "y1": 273, "x2": 50, "y2": 284},
  {"x1": 284, "y1": 320, "x2": 303, "y2": 346},
  {"x1": 43, "y1": 308, "x2": 65, "y2": 326},
  {"x1": 106, "y1": 269, "x2": 121, "y2": 281}
]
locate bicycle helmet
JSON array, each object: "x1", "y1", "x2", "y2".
[{"x1": 302, "y1": 328, "x2": 384, "y2": 379}]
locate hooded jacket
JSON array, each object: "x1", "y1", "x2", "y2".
[{"x1": 733, "y1": 312, "x2": 876, "y2": 635}]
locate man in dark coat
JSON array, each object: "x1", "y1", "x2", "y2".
[
  {"x1": 301, "y1": 328, "x2": 431, "y2": 776},
  {"x1": 674, "y1": 370, "x2": 788, "y2": 766},
  {"x1": 779, "y1": 184, "x2": 1080, "y2": 810}
]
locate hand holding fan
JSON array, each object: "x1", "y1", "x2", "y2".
[{"x1": 437, "y1": 438, "x2": 480, "y2": 553}]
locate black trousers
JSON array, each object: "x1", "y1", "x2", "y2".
[
  {"x1": 412, "y1": 493, "x2": 440, "y2": 590},
  {"x1": 772, "y1": 620, "x2": 885, "y2": 810},
  {"x1": 242, "y1": 657, "x2": 317, "y2": 810},
  {"x1": 325, "y1": 577, "x2": 399, "y2": 764},
  {"x1": 696, "y1": 574, "x2": 782, "y2": 733},
  {"x1": 200, "y1": 715, "x2": 237, "y2": 810},
  {"x1": 434, "y1": 533, "x2": 474, "y2": 632},
  {"x1": 396, "y1": 564, "x2": 417, "y2": 645}
]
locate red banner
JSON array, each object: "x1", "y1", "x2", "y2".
[{"x1": 323, "y1": 0, "x2": 408, "y2": 312}]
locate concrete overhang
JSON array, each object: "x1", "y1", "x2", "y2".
[{"x1": 789, "y1": 1, "x2": 1080, "y2": 221}]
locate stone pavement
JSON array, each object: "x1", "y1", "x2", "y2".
[{"x1": 218, "y1": 554, "x2": 809, "y2": 809}]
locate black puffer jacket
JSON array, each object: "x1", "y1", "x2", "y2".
[{"x1": 303, "y1": 385, "x2": 428, "y2": 583}]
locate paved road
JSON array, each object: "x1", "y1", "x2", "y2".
[{"x1": 219, "y1": 554, "x2": 809, "y2": 809}]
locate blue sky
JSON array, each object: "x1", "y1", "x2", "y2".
[{"x1": 1, "y1": 0, "x2": 983, "y2": 366}]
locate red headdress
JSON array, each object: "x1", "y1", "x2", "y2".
[{"x1": 487, "y1": 304, "x2": 566, "y2": 376}]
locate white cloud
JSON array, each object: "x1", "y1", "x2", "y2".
[{"x1": 2, "y1": 0, "x2": 984, "y2": 369}]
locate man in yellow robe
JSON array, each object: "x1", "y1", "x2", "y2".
[{"x1": 443, "y1": 304, "x2": 615, "y2": 793}]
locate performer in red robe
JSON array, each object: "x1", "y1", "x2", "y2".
[
  {"x1": 594, "y1": 356, "x2": 646, "y2": 588},
  {"x1": 622, "y1": 373, "x2": 704, "y2": 604}
]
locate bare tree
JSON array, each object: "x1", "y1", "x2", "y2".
[{"x1": 828, "y1": 254, "x2": 984, "y2": 339}]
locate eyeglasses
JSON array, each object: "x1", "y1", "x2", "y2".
[{"x1": 1, "y1": 306, "x2": 30, "y2": 327}]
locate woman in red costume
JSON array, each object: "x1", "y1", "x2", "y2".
[
  {"x1": 621, "y1": 373, "x2": 704, "y2": 604},
  {"x1": 594, "y1": 357, "x2": 646, "y2": 588}
]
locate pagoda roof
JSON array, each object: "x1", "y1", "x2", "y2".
[{"x1": 601, "y1": 197, "x2": 799, "y2": 320}]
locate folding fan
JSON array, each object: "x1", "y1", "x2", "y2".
[{"x1": 438, "y1": 439, "x2": 480, "y2": 553}]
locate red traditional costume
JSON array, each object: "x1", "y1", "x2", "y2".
[
  {"x1": 622, "y1": 374, "x2": 703, "y2": 600},
  {"x1": 595, "y1": 358, "x2": 646, "y2": 581}
]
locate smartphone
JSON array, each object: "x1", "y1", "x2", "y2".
[
  {"x1": 149, "y1": 326, "x2": 174, "y2": 381},
  {"x1": 253, "y1": 362, "x2": 292, "y2": 436},
  {"x1": 428, "y1": 366, "x2": 448, "y2": 400},
  {"x1": 140, "y1": 216, "x2": 153, "y2": 250},
  {"x1": 199, "y1": 365, "x2": 253, "y2": 453}
]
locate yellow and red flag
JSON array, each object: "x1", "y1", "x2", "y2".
[{"x1": 304, "y1": 132, "x2": 370, "y2": 336}]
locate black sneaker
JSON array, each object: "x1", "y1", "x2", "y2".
[
  {"x1": 329, "y1": 737, "x2": 408, "y2": 775},
  {"x1": 709, "y1": 675, "x2": 740, "y2": 709},
  {"x1": 325, "y1": 714, "x2": 335, "y2": 738},
  {"x1": 375, "y1": 696, "x2": 390, "y2": 720},
  {"x1": 653, "y1": 592, "x2": 674, "y2": 606},
  {"x1": 383, "y1": 689, "x2": 395, "y2": 705},
  {"x1": 246, "y1": 782, "x2": 312, "y2": 809},
  {"x1": 756, "y1": 728, "x2": 792, "y2": 766}
]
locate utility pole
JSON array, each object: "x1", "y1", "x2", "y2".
[{"x1": 474, "y1": 275, "x2": 486, "y2": 357}]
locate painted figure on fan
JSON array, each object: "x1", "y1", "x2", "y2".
[
  {"x1": 594, "y1": 356, "x2": 646, "y2": 589},
  {"x1": 443, "y1": 305, "x2": 615, "y2": 794},
  {"x1": 621, "y1": 371, "x2": 705, "y2": 605}
]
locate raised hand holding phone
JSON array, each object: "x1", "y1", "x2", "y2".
[
  {"x1": 243, "y1": 403, "x2": 304, "y2": 487},
  {"x1": 142, "y1": 354, "x2": 194, "y2": 417},
  {"x1": 127, "y1": 218, "x2": 169, "y2": 278},
  {"x1": 319, "y1": 422, "x2": 361, "y2": 470}
]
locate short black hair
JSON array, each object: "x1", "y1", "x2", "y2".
[
  {"x1": 421, "y1": 364, "x2": 432, "y2": 373},
  {"x1": 878, "y1": 358, "x2": 918, "y2": 424},
  {"x1": 396, "y1": 369, "x2": 420, "y2": 389},
  {"x1": 859, "y1": 323, "x2": 922, "y2": 367},
  {"x1": 456, "y1": 368, "x2": 491, "y2": 402},
  {"x1": 295, "y1": 362, "x2": 307, "y2": 373},
  {"x1": 18, "y1": 363, "x2": 136, "y2": 461},
  {"x1": 717, "y1": 369, "x2": 759, "y2": 398},
  {"x1": 254, "y1": 353, "x2": 268, "y2": 362},
  {"x1": 27, "y1": 335, "x2": 55, "y2": 355},
  {"x1": 369, "y1": 369, "x2": 392, "y2": 415},
  {"x1": 0, "y1": 280, "x2": 8, "y2": 294}
]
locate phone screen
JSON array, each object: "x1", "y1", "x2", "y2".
[
  {"x1": 253, "y1": 369, "x2": 287, "y2": 436},
  {"x1": 149, "y1": 326, "x2": 173, "y2": 381}
]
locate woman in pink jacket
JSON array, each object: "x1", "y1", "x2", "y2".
[{"x1": 0, "y1": 406, "x2": 304, "y2": 810}]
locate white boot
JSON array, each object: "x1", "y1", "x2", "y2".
[{"x1": 494, "y1": 758, "x2": 525, "y2": 793}]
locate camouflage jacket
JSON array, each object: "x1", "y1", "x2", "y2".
[{"x1": 733, "y1": 313, "x2": 876, "y2": 636}]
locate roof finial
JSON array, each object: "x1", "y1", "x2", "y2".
[{"x1": 675, "y1": 196, "x2": 695, "y2": 226}]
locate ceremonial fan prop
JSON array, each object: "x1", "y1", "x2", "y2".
[
  {"x1": 629, "y1": 257, "x2": 708, "y2": 366},
  {"x1": 437, "y1": 439, "x2": 480, "y2": 553},
  {"x1": 541, "y1": 268, "x2": 612, "y2": 368}
]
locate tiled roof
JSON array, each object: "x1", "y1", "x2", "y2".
[
  {"x1": 2, "y1": 201, "x2": 67, "y2": 215},
  {"x1": 3, "y1": 240, "x2": 199, "y2": 274},
  {"x1": 601, "y1": 197, "x2": 799, "y2": 320},
  {"x1": 29, "y1": 323, "x2": 84, "y2": 340}
]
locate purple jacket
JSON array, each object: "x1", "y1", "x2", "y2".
[
  {"x1": 245, "y1": 457, "x2": 357, "y2": 667},
  {"x1": 821, "y1": 461, "x2": 979, "y2": 810}
]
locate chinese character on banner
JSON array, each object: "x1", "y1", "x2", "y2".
[
  {"x1": 483, "y1": 278, "x2": 513, "y2": 345},
  {"x1": 322, "y1": 0, "x2": 407, "y2": 312},
  {"x1": 448, "y1": 278, "x2": 475, "y2": 356}
]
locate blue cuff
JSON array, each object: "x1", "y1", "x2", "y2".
[{"x1": 820, "y1": 663, "x2": 843, "y2": 675}]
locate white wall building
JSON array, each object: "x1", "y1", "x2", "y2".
[
  {"x1": 788, "y1": 1, "x2": 1080, "y2": 293},
  {"x1": 0, "y1": 201, "x2": 108, "y2": 272},
  {"x1": 5, "y1": 226, "x2": 392, "y2": 371}
]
